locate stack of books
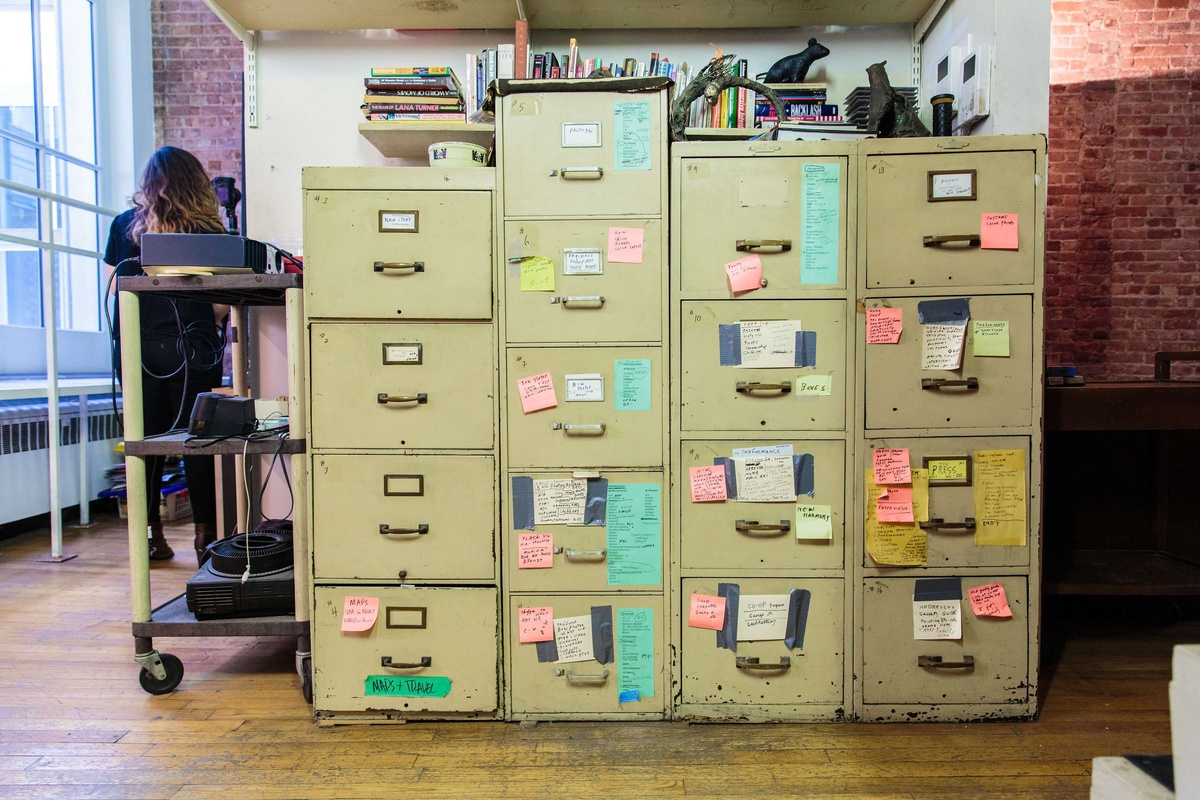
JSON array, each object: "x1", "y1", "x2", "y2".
[
  {"x1": 754, "y1": 82, "x2": 840, "y2": 127},
  {"x1": 361, "y1": 67, "x2": 465, "y2": 123}
]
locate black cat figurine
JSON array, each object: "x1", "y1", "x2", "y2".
[{"x1": 763, "y1": 38, "x2": 830, "y2": 83}]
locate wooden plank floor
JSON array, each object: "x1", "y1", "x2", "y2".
[{"x1": 0, "y1": 511, "x2": 1188, "y2": 799}]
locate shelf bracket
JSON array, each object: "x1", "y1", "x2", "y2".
[{"x1": 200, "y1": 0, "x2": 257, "y2": 127}]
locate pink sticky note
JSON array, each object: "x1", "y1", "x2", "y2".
[
  {"x1": 866, "y1": 307, "x2": 903, "y2": 344},
  {"x1": 608, "y1": 227, "x2": 645, "y2": 263},
  {"x1": 876, "y1": 486, "x2": 914, "y2": 522},
  {"x1": 981, "y1": 213, "x2": 1019, "y2": 250},
  {"x1": 341, "y1": 596, "x2": 379, "y2": 632},
  {"x1": 518, "y1": 606, "x2": 554, "y2": 642},
  {"x1": 968, "y1": 583, "x2": 1014, "y2": 618},
  {"x1": 517, "y1": 533, "x2": 554, "y2": 569},
  {"x1": 873, "y1": 448, "x2": 911, "y2": 485},
  {"x1": 517, "y1": 372, "x2": 557, "y2": 413},
  {"x1": 689, "y1": 465, "x2": 728, "y2": 502},
  {"x1": 688, "y1": 594, "x2": 726, "y2": 630},
  {"x1": 724, "y1": 254, "x2": 763, "y2": 294}
]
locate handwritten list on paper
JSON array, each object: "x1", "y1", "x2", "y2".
[
  {"x1": 795, "y1": 504, "x2": 833, "y2": 540},
  {"x1": 739, "y1": 320, "x2": 803, "y2": 368},
  {"x1": 737, "y1": 595, "x2": 791, "y2": 642},
  {"x1": 866, "y1": 307, "x2": 903, "y2": 344},
  {"x1": 517, "y1": 533, "x2": 554, "y2": 569},
  {"x1": 614, "y1": 359, "x2": 652, "y2": 412},
  {"x1": 922, "y1": 323, "x2": 968, "y2": 370},
  {"x1": 733, "y1": 455, "x2": 797, "y2": 503},
  {"x1": 800, "y1": 162, "x2": 841, "y2": 285},
  {"x1": 518, "y1": 606, "x2": 554, "y2": 643},
  {"x1": 981, "y1": 213, "x2": 1019, "y2": 250},
  {"x1": 341, "y1": 596, "x2": 379, "y2": 632},
  {"x1": 532, "y1": 478, "x2": 587, "y2": 525},
  {"x1": 973, "y1": 450, "x2": 1027, "y2": 546},
  {"x1": 607, "y1": 227, "x2": 645, "y2": 263},
  {"x1": 519, "y1": 256, "x2": 555, "y2": 292},
  {"x1": 688, "y1": 594, "x2": 726, "y2": 630},
  {"x1": 968, "y1": 583, "x2": 1014, "y2": 618},
  {"x1": 913, "y1": 599, "x2": 962, "y2": 640},
  {"x1": 973, "y1": 320, "x2": 1011, "y2": 357},
  {"x1": 553, "y1": 614, "x2": 595, "y2": 663},
  {"x1": 613, "y1": 101, "x2": 652, "y2": 171},
  {"x1": 606, "y1": 483, "x2": 662, "y2": 586},
  {"x1": 517, "y1": 372, "x2": 557, "y2": 413},
  {"x1": 617, "y1": 608, "x2": 655, "y2": 697},
  {"x1": 724, "y1": 254, "x2": 763, "y2": 294},
  {"x1": 689, "y1": 465, "x2": 728, "y2": 503},
  {"x1": 873, "y1": 448, "x2": 911, "y2": 485},
  {"x1": 864, "y1": 468, "x2": 927, "y2": 567}
]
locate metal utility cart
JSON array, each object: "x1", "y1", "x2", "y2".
[{"x1": 117, "y1": 273, "x2": 311, "y2": 698}]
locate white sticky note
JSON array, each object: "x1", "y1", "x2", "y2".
[
  {"x1": 553, "y1": 614, "x2": 595, "y2": 662},
  {"x1": 565, "y1": 374, "x2": 604, "y2": 402},
  {"x1": 732, "y1": 456, "x2": 796, "y2": 503},
  {"x1": 737, "y1": 595, "x2": 791, "y2": 641},
  {"x1": 922, "y1": 323, "x2": 967, "y2": 370},
  {"x1": 532, "y1": 478, "x2": 587, "y2": 525},
  {"x1": 913, "y1": 599, "x2": 962, "y2": 640},
  {"x1": 739, "y1": 320, "x2": 803, "y2": 368}
]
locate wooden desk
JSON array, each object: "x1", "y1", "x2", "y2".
[{"x1": 1044, "y1": 382, "x2": 1200, "y2": 595}]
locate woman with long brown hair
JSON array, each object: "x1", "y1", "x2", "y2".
[{"x1": 105, "y1": 146, "x2": 229, "y2": 565}]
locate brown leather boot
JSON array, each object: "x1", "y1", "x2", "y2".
[
  {"x1": 148, "y1": 522, "x2": 174, "y2": 561},
  {"x1": 194, "y1": 523, "x2": 218, "y2": 567}
]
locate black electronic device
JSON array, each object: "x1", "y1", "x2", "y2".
[
  {"x1": 188, "y1": 392, "x2": 256, "y2": 437},
  {"x1": 140, "y1": 232, "x2": 271, "y2": 276},
  {"x1": 211, "y1": 176, "x2": 242, "y2": 235},
  {"x1": 185, "y1": 529, "x2": 295, "y2": 620}
]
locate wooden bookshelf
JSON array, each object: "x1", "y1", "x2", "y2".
[{"x1": 358, "y1": 122, "x2": 496, "y2": 161}]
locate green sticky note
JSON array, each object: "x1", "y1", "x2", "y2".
[
  {"x1": 364, "y1": 675, "x2": 451, "y2": 697},
  {"x1": 613, "y1": 101, "x2": 652, "y2": 171},
  {"x1": 800, "y1": 162, "x2": 840, "y2": 285},
  {"x1": 796, "y1": 504, "x2": 833, "y2": 540},
  {"x1": 795, "y1": 374, "x2": 833, "y2": 396},
  {"x1": 617, "y1": 607, "x2": 655, "y2": 697},
  {"x1": 606, "y1": 483, "x2": 662, "y2": 586},
  {"x1": 519, "y1": 256, "x2": 555, "y2": 291},
  {"x1": 614, "y1": 359, "x2": 651, "y2": 411},
  {"x1": 973, "y1": 320, "x2": 1010, "y2": 357}
]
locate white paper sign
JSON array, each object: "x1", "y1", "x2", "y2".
[
  {"x1": 930, "y1": 172, "x2": 975, "y2": 200},
  {"x1": 562, "y1": 248, "x2": 603, "y2": 275},
  {"x1": 379, "y1": 212, "x2": 417, "y2": 232},
  {"x1": 739, "y1": 320, "x2": 803, "y2": 368},
  {"x1": 732, "y1": 445, "x2": 794, "y2": 458},
  {"x1": 737, "y1": 594, "x2": 791, "y2": 641},
  {"x1": 562, "y1": 122, "x2": 602, "y2": 148},
  {"x1": 553, "y1": 614, "x2": 595, "y2": 662},
  {"x1": 565, "y1": 374, "x2": 604, "y2": 402},
  {"x1": 532, "y1": 478, "x2": 587, "y2": 525},
  {"x1": 733, "y1": 455, "x2": 796, "y2": 503},
  {"x1": 913, "y1": 599, "x2": 962, "y2": 640},
  {"x1": 922, "y1": 323, "x2": 967, "y2": 370},
  {"x1": 384, "y1": 344, "x2": 421, "y2": 363}
]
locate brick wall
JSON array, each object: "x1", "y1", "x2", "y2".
[{"x1": 1048, "y1": 0, "x2": 1200, "y2": 380}]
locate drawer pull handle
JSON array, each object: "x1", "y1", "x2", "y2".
[
  {"x1": 735, "y1": 656, "x2": 792, "y2": 672},
  {"x1": 921, "y1": 378, "x2": 979, "y2": 392},
  {"x1": 381, "y1": 656, "x2": 432, "y2": 669},
  {"x1": 373, "y1": 260, "x2": 425, "y2": 273},
  {"x1": 918, "y1": 654, "x2": 975, "y2": 670},
  {"x1": 735, "y1": 239, "x2": 792, "y2": 253},
  {"x1": 919, "y1": 517, "x2": 976, "y2": 533},
  {"x1": 379, "y1": 523, "x2": 430, "y2": 536},
  {"x1": 736, "y1": 381, "x2": 792, "y2": 395},
  {"x1": 550, "y1": 295, "x2": 605, "y2": 308},
  {"x1": 560, "y1": 548, "x2": 606, "y2": 561},
  {"x1": 551, "y1": 422, "x2": 606, "y2": 436},
  {"x1": 554, "y1": 667, "x2": 609, "y2": 685},
  {"x1": 922, "y1": 234, "x2": 981, "y2": 248},
  {"x1": 735, "y1": 519, "x2": 791, "y2": 536},
  {"x1": 551, "y1": 166, "x2": 604, "y2": 180},
  {"x1": 377, "y1": 392, "x2": 428, "y2": 405}
]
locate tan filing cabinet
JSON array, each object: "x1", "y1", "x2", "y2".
[
  {"x1": 671, "y1": 140, "x2": 856, "y2": 722},
  {"x1": 497, "y1": 80, "x2": 671, "y2": 719},
  {"x1": 853, "y1": 136, "x2": 1045, "y2": 722},
  {"x1": 304, "y1": 168, "x2": 500, "y2": 722}
]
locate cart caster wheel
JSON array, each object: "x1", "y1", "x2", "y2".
[
  {"x1": 138, "y1": 653, "x2": 183, "y2": 695},
  {"x1": 301, "y1": 657, "x2": 313, "y2": 704}
]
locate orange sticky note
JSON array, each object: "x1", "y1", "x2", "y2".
[
  {"x1": 341, "y1": 596, "x2": 379, "y2": 632},
  {"x1": 607, "y1": 226, "x2": 645, "y2": 263},
  {"x1": 876, "y1": 486, "x2": 914, "y2": 522},
  {"x1": 968, "y1": 583, "x2": 1013, "y2": 618},
  {"x1": 689, "y1": 465, "x2": 728, "y2": 502},
  {"x1": 517, "y1": 371, "x2": 557, "y2": 413},
  {"x1": 981, "y1": 213, "x2": 1019, "y2": 250},
  {"x1": 517, "y1": 533, "x2": 554, "y2": 569},
  {"x1": 873, "y1": 448, "x2": 911, "y2": 484},
  {"x1": 688, "y1": 594, "x2": 726, "y2": 630},
  {"x1": 518, "y1": 606, "x2": 554, "y2": 642},
  {"x1": 866, "y1": 307, "x2": 903, "y2": 344},
  {"x1": 724, "y1": 254, "x2": 763, "y2": 294}
]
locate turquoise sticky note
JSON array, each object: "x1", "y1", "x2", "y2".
[
  {"x1": 614, "y1": 359, "x2": 652, "y2": 411},
  {"x1": 613, "y1": 101, "x2": 652, "y2": 171},
  {"x1": 800, "y1": 162, "x2": 840, "y2": 285},
  {"x1": 617, "y1": 608, "x2": 655, "y2": 698},
  {"x1": 606, "y1": 483, "x2": 662, "y2": 586}
]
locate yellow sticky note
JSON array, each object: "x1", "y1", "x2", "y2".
[
  {"x1": 520, "y1": 256, "x2": 555, "y2": 291},
  {"x1": 973, "y1": 450, "x2": 1026, "y2": 546},
  {"x1": 863, "y1": 468, "x2": 927, "y2": 566},
  {"x1": 911, "y1": 468, "x2": 930, "y2": 523},
  {"x1": 795, "y1": 504, "x2": 833, "y2": 540},
  {"x1": 973, "y1": 320, "x2": 1010, "y2": 357},
  {"x1": 795, "y1": 374, "x2": 833, "y2": 396}
]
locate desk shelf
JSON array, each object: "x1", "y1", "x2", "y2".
[
  {"x1": 133, "y1": 593, "x2": 309, "y2": 638},
  {"x1": 358, "y1": 122, "x2": 495, "y2": 160},
  {"x1": 125, "y1": 431, "x2": 305, "y2": 457}
]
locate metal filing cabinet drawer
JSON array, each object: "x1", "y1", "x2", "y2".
[
  {"x1": 313, "y1": 586, "x2": 499, "y2": 714},
  {"x1": 863, "y1": 436, "x2": 1031, "y2": 569},
  {"x1": 506, "y1": 347, "x2": 663, "y2": 469},
  {"x1": 861, "y1": 576, "x2": 1029, "y2": 706},
  {"x1": 503, "y1": 218, "x2": 664, "y2": 344},
  {"x1": 863, "y1": 295, "x2": 1034, "y2": 430},
  {"x1": 505, "y1": 471, "x2": 663, "y2": 594},
  {"x1": 312, "y1": 454, "x2": 496, "y2": 583},
  {"x1": 681, "y1": 299, "x2": 847, "y2": 432},
  {"x1": 501, "y1": 90, "x2": 665, "y2": 218},
  {"x1": 863, "y1": 150, "x2": 1037, "y2": 288},
  {"x1": 309, "y1": 322, "x2": 494, "y2": 450},
  {"x1": 680, "y1": 578, "x2": 844, "y2": 706},
  {"x1": 509, "y1": 594, "x2": 666, "y2": 716},
  {"x1": 305, "y1": 189, "x2": 493, "y2": 319},
  {"x1": 678, "y1": 155, "x2": 850, "y2": 293},
  {"x1": 679, "y1": 439, "x2": 845, "y2": 572}
]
